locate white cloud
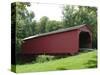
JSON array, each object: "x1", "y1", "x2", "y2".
[
  {"x1": 26, "y1": 0, "x2": 98, "y2": 21},
  {"x1": 27, "y1": 3, "x2": 64, "y2": 21}
]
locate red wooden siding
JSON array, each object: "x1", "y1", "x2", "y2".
[{"x1": 22, "y1": 24, "x2": 92, "y2": 55}]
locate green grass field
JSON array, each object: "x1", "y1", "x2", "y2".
[{"x1": 15, "y1": 50, "x2": 97, "y2": 73}]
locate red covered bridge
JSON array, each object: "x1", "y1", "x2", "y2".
[{"x1": 22, "y1": 24, "x2": 92, "y2": 55}]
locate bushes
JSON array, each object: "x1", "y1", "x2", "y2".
[
  {"x1": 32, "y1": 55, "x2": 55, "y2": 63},
  {"x1": 31, "y1": 54, "x2": 68, "y2": 63},
  {"x1": 35, "y1": 55, "x2": 55, "y2": 63},
  {"x1": 16, "y1": 54, "x2": 68, "y2": 64}
]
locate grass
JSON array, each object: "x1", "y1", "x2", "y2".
[{"x1": 15, "y1": 50, "x2": 97, "y2": 73}]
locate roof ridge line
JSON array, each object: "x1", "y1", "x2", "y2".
[{"x1": 23, "y1": 24, "x2": 87, "y2": 41}]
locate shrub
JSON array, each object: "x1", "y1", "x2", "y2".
[
  {"x1": 35, "y1": 55, "x2": 55, "y2": 63},
  {"x1": 32, "y1": 55, "x2": 68, "y2": 63}
]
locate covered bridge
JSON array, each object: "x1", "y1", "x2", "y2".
[{"x1": 22, "y1": 24, "x2": 92, "y2": 55}]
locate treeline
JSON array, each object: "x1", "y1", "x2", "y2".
[{"x1": 11, "y1": 2, "x2": 97, "y2": 53}]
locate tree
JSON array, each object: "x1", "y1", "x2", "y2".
[
  {"x1": 62, "y1": 5, "x2": 97, "y2": 48},
  {"x1": 38, "y1": 16, "x2": 49, "y2": 33},
  {"x1": 46, "y1": 20, "x2": 64, "y2": 32},
  {"x1": 12, "y1": 2, "x2": 36, "y2": 52},
  {"x1": 16, "y1": 2, "x2": 35, "y2": 38}
]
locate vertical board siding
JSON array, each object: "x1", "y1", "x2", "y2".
[
  {"x1": 22, "y1": 25, "x2": 92, "y2": 55},
  {"x1": 22, "y1": 30, "x2": 79, "y2": 54}
]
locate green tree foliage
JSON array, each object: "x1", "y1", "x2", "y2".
[
  {"x1": 16, "y1": 2, "x2": 35, "y2": 38},
  {"x1": 37, "y1": 16, "x2": 64, "y2": 33},
  {"x1": 38, "y1": 16, "x2": 49, "y2": 33},
  {"x1": 62, "y1": 5, "x2": 97, "y2": 48},
  {"x1": 46, "y1": 20, "x2": 64, "y2": 32},
  {"x1": 12, "y1": 2, "x2": 36, "y2": 52}
]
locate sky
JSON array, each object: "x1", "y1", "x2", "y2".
[
  {"x1": 27, "y1": 2, "x2": 64, "y2": 21},
  {"x1": 28, "y1": 0, "x2": 98, "y2": 21},
  {"x1": 26, "y1": 0, "x2": 98, "y2": 21}
]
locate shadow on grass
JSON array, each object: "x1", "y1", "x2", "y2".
[
  {"x1": 16, "y1": 54, "x2": 69, "y2": 65},
  {"x1": 56, "y1": 67, "x2": 68, "y2": 70},
  {"x1": 85, "y1": 55, "x2": 97, "y2": 68}
]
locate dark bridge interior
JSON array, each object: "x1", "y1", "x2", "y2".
[{"x1": 79, "y1": 32, "x2": 91, "y2": 48}]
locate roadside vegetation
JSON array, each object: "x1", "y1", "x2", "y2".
[{"x1": 15, "y1": 50, "x2": 97, "y2": 73}]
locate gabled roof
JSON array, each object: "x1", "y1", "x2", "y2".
[{"x1": 23, "y1": 24, "x2": 89, "y2": 41}]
